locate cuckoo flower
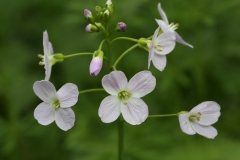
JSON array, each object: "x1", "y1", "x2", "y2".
[
  {"x1": 178, "y1": 101, "x2": 221, "y2": 139},
  {"x1": 98, "y1": 71, "x2": 156, "y2": 125},
  {"x1": 148, "y1": 27, "x2": 176, "y2": 71},
  {"x1": 33, "y1": 81, "x2": 79, "y2": 131},
  {"x1": 38, "y1": 31, "x2": 55, "y2": 81},
  {"x1": 156, "y1": 3, "x2": 193, "y2": 48}
]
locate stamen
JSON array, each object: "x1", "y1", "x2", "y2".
[
  {"x1": 168, "y1": 22, "x2": 179, "y2": 31},
  {"x1": 38, "y1": 54, "x2": 43, "y2": 58},
  {"x1": 118, "y1": 90, "x2": 131, "y2": 104},
  {"x1": 39, "y1": 61, "x2": 44, "y2": 65},
  {"x1": 189, "y1": 112, "x2": 201, "y2": 122}
]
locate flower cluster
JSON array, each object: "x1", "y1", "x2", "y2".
[{"x1": 33, "y1": 0, "x2": 221, "y2": 144}]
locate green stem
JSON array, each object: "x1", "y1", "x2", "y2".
[
  {"x1": 118, "y1": 116, "x2": 124, "y2": 160},
  {"x1": 112, "y1": 44, "x2": 138, "y2": 68},
  {"x1": 64, "y1": 53, "x2": 93, "y2": 59},
  {"x1": 111, "y1": 37, "x2": 139, "y2": 44},
  {"x1": 148, "y1": 114, "x2": 178, "y2": 118},
  {"x1": 98, "y1": 39, "x2": 106, "y2": 51},
  {"x1": 79, "y1": 88, "x2": 105, "y2": 94}
]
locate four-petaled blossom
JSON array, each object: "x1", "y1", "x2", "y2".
[
  {"x1": 39, "y1": 31, "x2": 55, "y2": 81},
  {"x1": 33, "y1": 80, "x2": 79, "y2": 131},
  {"x1": 178, "y1": 101, "x2": 221, "y2": 139},
  {"x1": 148, "y1": 27, "x2": 176, "y2": 71},
  {"x1": 156, "y1": 3, "x2": 193, "y2": 48},
  {"x1": 98, "y1": 71, "x2": 156, "y2": 125}
]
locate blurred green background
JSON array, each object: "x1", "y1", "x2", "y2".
[{"x1": 0, "y1": 0, "x2": 240, "y2": 159}]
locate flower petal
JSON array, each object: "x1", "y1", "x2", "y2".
[
  {"x1": 157, "y1": 3, "x2": 169, "y2": 24},
  {"x1": 121, "y1": 97, "x2": 148, "y2": 125},
  {"x1": 57, "y1": 83, "x2": 79, "y2": 108},
  {"x1": 44, "y1": 54, "x2": 52, "y2": 81},
  {"x1": 34, "y1": 102, "x2": 55, "y2": 125},
  {"x1": 49, "y1": 42, "x2": 54, "y2": 55},
  {"x1": 148, "y1": 27, "x2": 160, "y2": 69},
  {"x1": 127, "y1": 71, "x2": 156, "y2": 98},
  {"x1": 191, "y1": 122, "x2": 217, "y2": 139},
  {"x1": 155, "y1": 31, "x2": 176, "y2": 55},
  {"x1": 148, "y1": 44, "x2": 155, "y2": 69},
  {"x1": 98, "y1": 96, "x2": 121, "y2": 123},
  {"x1": 43, "y1": 31, "x2": 50, "y2": 55},
  {"x1": 190, "y1": 101, "x2": 221, "y2": 125},
  {"x1": 102, "y1": 71, "x2": 128, "y2": 95},
  {"x1": 155, "y1": 19, "x2": 169, "y2": 32},
  {"x1": 152, "y1": 54, "x2": 167, "y2": 71},
  {"x1": 175, "y1": 31, "x2": 193, "y2": 48},
  {"x1": 55, "y1": 108, "x2": 75, "y2": 131},
  {"x1": 179, "y1": 113, "x2": 196, "y2": 135},
  {"x1": 33, "y1": 80, "x2": 57, "y2": 103}
]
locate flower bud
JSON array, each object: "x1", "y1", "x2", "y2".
[
  {"x1": 90, "y1": 51, "x2": 103, "y2": 76},
  {"x1": 117, "y1": 22, "x2": 126, "y2": 32},
  {"x1": 95, "y1": 6, "x2": 102, "y2": 16},
  {"x1": 85, "y1": 24, "x2": 99, "y2": 33},
  {"x1": 84, "y1": 9, "x2": 92, "y2": 18},
  {"x1": 106, "y1": 0, "x2": 113, "y2": 14},
  {"x1": 106, "y1": 0, "x2": 112, "y2": 6},
  {"x1": 84, "y1": 9, "x2": 94, "y2": 24},
  {"x1": 103, "y1": 10, "x2": 110, "y2": 22}
]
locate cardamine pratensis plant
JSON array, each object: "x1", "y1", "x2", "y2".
[{"x1": 34, "y1": 1, "x2": 221, "y2": 159}]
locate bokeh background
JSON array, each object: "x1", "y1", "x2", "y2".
[{"x1": 0, "y1": 0, "x2": 240, "y2": 159}]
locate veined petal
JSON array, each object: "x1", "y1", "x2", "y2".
[
  {"x1": 49, "y1": 42, "x2": 54, "y2": 55},
  {"x1": 121, "y1": 97, "x2": 148, "y2": 125},
  {"x1": 157, "y1": 3, "x2": 169, "y2": 24},
  {"x1": 191, "y1": 122, "x2": 217, "y2": 139},
  {"x1": 102, "y1": 71, "x2": 128, "y2": 95},
  {"x1": 179, "y1": 113, "x2": 196, "y2": 135},
  {"x1": 198, "y1": 113, "x2": 221, "y2": 126},
  {"x1": 43, "y1": 31, "x2": 49, "y2": 55},
  {"x1": 190, "y1": 101, "x2": 220, "y2": 113},
  {"x1": 149, "y1": 27, "x2": 160, "y2": 69},
  {"x1": 44, "y1": 54, "x2": 52, "y2": 81},
  {"x1": 191, "y1": 101, "x2": 221, "y2": 125},
  {"x1": 175, "y1": 31, "x2": 193, "y2": 48},
  {"x1": 33, "y1": 80, "x2": 57, "y2": 103},
  {"x1": 127, "y1": 71, "x2": 156, "y2": 98},
  {"x1": 57, "y1": 83, "x2": 79, "y2": 108},
  {"x1": 98, "y1": 96, "x2": 121, "y2": 123},
  {"x1": 152, "y1": 54, "x2": 167, "y2": 71},
  {"x1": 55, "y1": 108, "x2": 75, "y2": 131},
  {"x1": 155, "y1": 31, "x2": 176, "y2": 55},
  {"x1": 148, "y1": 43, "x2": 155, "y2": 69},
  {"x1": 34, "y1": 102, "x2": 55, "y2": 125},
  {"x1": 155, "y1": 19, "x2": 169, "y2": 32}
]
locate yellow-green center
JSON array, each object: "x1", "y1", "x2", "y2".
[
  {"x1": 118, "y1": 90, "x2": 131, "y2": 105},
  {"x1": 52, "y1": 99, "x2": 60, "y2": 109},
  {"x1": 189, "y1": 112, "x2": 201, "y2": 122}
]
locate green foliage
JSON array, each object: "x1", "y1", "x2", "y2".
[{"x1": 0, "y1": 0, "x2": 240, "y2": 159}]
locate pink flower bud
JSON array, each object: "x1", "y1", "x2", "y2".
[
  {"x1": 84, "y1": 9, "x2": 92, "y2": 18},
  {"x1": 85, "y1": 24, "x2": 99, "y2": 33},
  {"x1": 117, "y1": 22, "x2": 126, "y2": 31},
  {"x1": 90, "y1": 57, "x2": 103, "y2": 76}
]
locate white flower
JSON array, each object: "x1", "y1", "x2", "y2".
[
  {"x1": 148, "y1": 27, "x2": 176, "y2": 71},
  {"x1": 156, "y1": 3, "x2": 193, "y2": 48},
  {"x1": 98, "y1": 71, "x2": 156, "y2": 125},
  {"x1": 39, "y1": 31, "x2": 55, "y2": 81},
  {"x1": 33, "y1": 80, "x2": 79, "y2": 131},
  {"x1": 178, "y1": 101, "x2": 221, "y2": 139}
]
